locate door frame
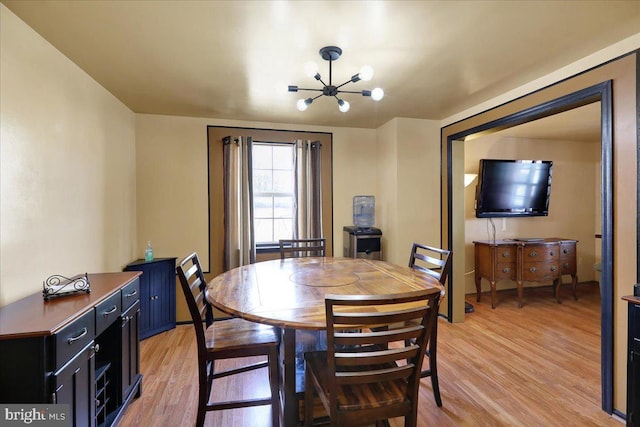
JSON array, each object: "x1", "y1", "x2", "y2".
[{"x1": 443, "y1": 81, "x2": 614, "y2": 412}]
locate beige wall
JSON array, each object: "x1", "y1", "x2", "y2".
[
  {"x1": 0, "y1": 5, "x2": 137, "y2": 306},
  {"x1": 376, "y1": 118, "x2": 442, "y2": 265},
  {"x1": 464, "y1": 136, "x2": 600, "y2": 295}
]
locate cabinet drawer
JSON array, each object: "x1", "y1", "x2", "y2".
[
  {"x1": 497, "y1": 248, "x2": 515, "y2": 261},
  {"x1": 121, "y1": 279, "x2": 140, "y2": 312},
  {"x1": 560, "y1": 258, "x2": 576, "y2": 274},
  {"x1": 522, "y1": 262, "x2": 559, "y2": 282},
  {"x1": 95, "y1": 292, "x2": 122, "y2": 335},
  {"x1": 55, "y1": 310, "x2": 95, "y2": 370},
  {"x1": 495, "y1": 262, "x2": 516, "y2": 280},
  {"x1": 523, "y1": 246, "x2": 559, "y2": 262},
  {"x1": 559, "y1": 243, "x2": 576, "y2": 258}
]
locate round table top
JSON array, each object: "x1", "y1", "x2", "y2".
[{"x1": 207, "y1": 257, "x2": 443, "y2": 330}]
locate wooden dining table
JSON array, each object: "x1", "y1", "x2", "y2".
[{"x1": 206, "y1": 256, "x2": 443, "y2": 427}]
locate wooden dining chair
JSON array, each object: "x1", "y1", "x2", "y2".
[
  {"x1": 303, "y1": 290, "x2": 440, "y2": 427},
  {"x1": 279, "y1": 238, "x2": 326, "y2": 259},
  {"x1": 176, "y1": 252, "x2": 281, "y2": 427},
  {"x1": 408, "y1": 242, "x2": 452, "y2": 407}
]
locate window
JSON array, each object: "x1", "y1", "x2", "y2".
[
  {"x1": 208, "y1": 126, "x2": 333, "y2": 271},
  {"x1": 252, "y1": 143, "x2": 296, "y2": 244}
]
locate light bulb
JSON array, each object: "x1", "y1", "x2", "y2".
[
  {"x1": 338, "y1": 99, "x2": 350, "y2": 113},
  {"x1": 297, "y1": 98, "x2": 309, "y2": 111},
  {"x1": 371, "y1": 87, "x2": 384, "y2": 101},
  {"x1": 304, "y1": 61, "x2": 319, "y2": 78},
  {"x1": 359, "y1": 65, "x2": 374, "y2": 81}
]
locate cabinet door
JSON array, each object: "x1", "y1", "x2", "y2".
[
  {"x1": 121, "y1": 300, "x2": 141, "y2": 402},
  {"x1": 629, "y1": 303, "x2": 640, "y2": 426},
  {"x1": 52, "y1": 342, "x2": 96, "y2": 427},
  {"x1": 151, "y1": 262, "x2": 176, "y2": 333},
  {"x1": 629, "y1": 349, "x2": 640, "y2": 426}
]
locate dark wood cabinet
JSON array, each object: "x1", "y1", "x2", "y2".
[
  {"x1": 120, "y1": 300, "x2": 141, "y2": 402},
  {"x1": 0, "y1": 272, "x2": 142, "y2": 427},
  {"x1": 623, "y1": 295, "x2": 640, "y2": 426},
  {"x1": 53, "y1": 342, "x2": 96, "y2": 426},
  {"x1": 474, "y1": 238, "x2": 578, "y2": 308},
  {"x1": 124, "y1": 257, "x2": 177, "y2": 339}
]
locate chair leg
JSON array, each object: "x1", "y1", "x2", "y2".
[
  {"x1": 428, "y1": 324, "x2": 442, "y2": 407},
  {"x1": 268, "y1": 346, "x2": 281, "y2": 427},
  {"x1": 196, "y1": 364, "x2": 209, "y2": 427},
  {"x1": 304, "y1": 367, "x2": 314, "y2": 427}
]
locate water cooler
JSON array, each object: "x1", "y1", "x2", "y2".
[
  {"x1": 343, "y1": 196, "x2": 382, "y2": 260},
  {"x1": 343, "y1": 226, "x2": 382, "y2": 260}
]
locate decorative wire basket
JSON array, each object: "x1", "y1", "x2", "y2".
[{"x1": 43, "y1": 273, "x2": 91, "y2": 300}]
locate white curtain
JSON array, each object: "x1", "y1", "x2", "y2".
[
  {"x1": 223, "y1": 136, "x2": 255, "y2": 270},
  {"x1": 293, "y1": 140, "x2": 323, "y2": 239}
]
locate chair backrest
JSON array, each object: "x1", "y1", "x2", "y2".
[
  {"x1": 408, "y1": 243, "x2": 452, "y2": 287},
  {"x1": 177, "y1": 252, "x2": 214, "y2": 339},
  {"x1": 324, "y1": 290, "x2": 440, "y2": 413},
  {"x1": 279, "y1": 238, "x2": 326, "y2": 259}
]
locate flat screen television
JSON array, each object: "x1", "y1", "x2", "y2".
[{"x1": 475, "y1": 159, "x2": 553, "y2": 218}]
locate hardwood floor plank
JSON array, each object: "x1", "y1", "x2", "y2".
[{"x1": 119, "y1": 282, "x2": 622, "y2": 426}]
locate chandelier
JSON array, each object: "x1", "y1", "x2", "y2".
[{"x1": 288, "y1": 46, "x2": 384, "y2": 113}]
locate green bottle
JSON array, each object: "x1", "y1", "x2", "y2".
[{"x1": 145, "y1": 241, "x2": 153, "y2": 261}]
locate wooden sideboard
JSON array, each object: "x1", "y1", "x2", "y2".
[
  {"x1": 474, "y1": 238, "x2": 578, "y2": 308},
  {"x1": 0, "y1": 272, "x2": 142, "y2": 427},
  {"x1": 623, "y1": 294, "x2": 640, "y2": 426}
]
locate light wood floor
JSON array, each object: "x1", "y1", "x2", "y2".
[{"x1": 119, "y1": 282, "x2": 623, "y2": 426}]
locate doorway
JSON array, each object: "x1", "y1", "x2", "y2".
[{"x1": 442, "y1": 81, "x2": 614, "y2": 412}]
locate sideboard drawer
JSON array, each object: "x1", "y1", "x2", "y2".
[
  {"x1": 121, "y1": 278, "x2": 140, "y2": 312},
  {"x1": 523, "y1": 245, "x2": 558, "y2": 262},
  {"x1": 55, "y1": 310, "x2": 95, "y2": 371},
  {"x1": 522, "y1": 262, "x2": 560, "y2": 282},
  {"x1": 95, "y1": 292, "x2": 122, "y2": 335},
  {"x1": 495, "y1": 262, "x2": 516, "y2": 280},
  {"x1": 497, "y1": 248, "x2": 515, "y2": 260}
]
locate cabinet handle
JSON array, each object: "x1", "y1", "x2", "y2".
[
  {"x1": 103, "y1": 306, "x2": 118, "y2": 317},
  {"x1": 67, "y1": 327, "x2": 88, "y2": 344},
  {"x1": 529, "y1": 251, "x2": 537, "y2": 257},
  {"x1": 563, "y1": 249, "x2": 569, "y2": 254},
  {"x1": 503, "y1": 267, "x2": 510, "y2": 273},
  {"x1": 530, "y1": 267, "x2": 537, "y2": 273},
  {"x1": 125, "y1": 289, "x2": 138, "y2": 298},
  {"x1": 564, "y1": 263, "x2": 569, "y2": 268},
  {"x1": 550, "y1": 251, "x2": 555, "y2": 256},
  {"x1": 551, "y1": 266, "x2": 558, "y2": 272},
  {"x1": 502, "y1": 252, "x2": 510, "y2": 258}
]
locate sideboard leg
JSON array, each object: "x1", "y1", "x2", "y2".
[
  {"x1": 490, "y1": 280, "x2": 497, "y2": 309},
  {"x1": 516, "y1": 280, "x2": 524, "y2": 308}
]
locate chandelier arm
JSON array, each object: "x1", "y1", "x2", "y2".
[
  {"x1": 311, "y1": 93, "x2": 324, "y2": 101},
  {"x1": 335, "y1": 79, "x2": 356, "y2": 90},
  {"x1": 336, "y1": 89, "x2": 367, "y2": 95},
  {"x1": 295, "y1": 88, "x2": 324, "y2": 92}
]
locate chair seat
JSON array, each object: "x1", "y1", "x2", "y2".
[
  {"x1": 205, "y1": 317, "x2": 279, "y2": 352},
  {"x1": 305, "y1": 350, "x2": 408, "y2": 411}
]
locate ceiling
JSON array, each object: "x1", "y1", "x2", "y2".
[{"x1": 2, "y1": 1, "x2": 639, "y2": 129}]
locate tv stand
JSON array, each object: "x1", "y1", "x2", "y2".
[{"x1": 473, "y1": 238, "x2": 578, "y2": 308}]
